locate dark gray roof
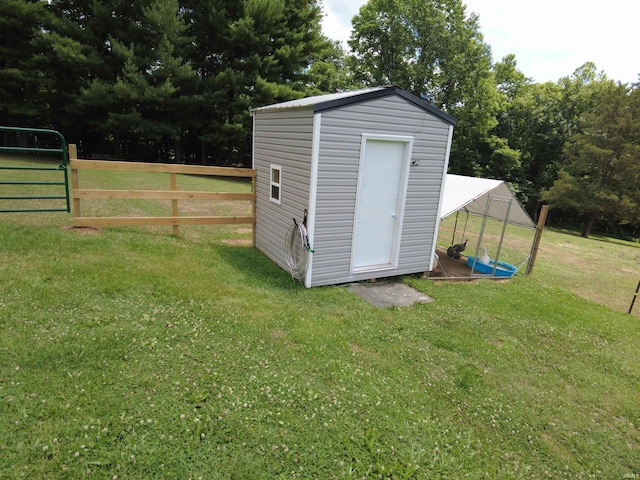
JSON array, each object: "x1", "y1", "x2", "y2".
[{"x1": 252, "y1": 86, "x2": 456, "y2": 126}]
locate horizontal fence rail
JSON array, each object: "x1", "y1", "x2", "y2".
[{"x1": 69, "y1": 145, "x2": 256, "y2": 243}]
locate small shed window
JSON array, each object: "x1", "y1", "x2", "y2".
[{"x1": 270, "y1": 165, "x2": 282, "y2": 204}]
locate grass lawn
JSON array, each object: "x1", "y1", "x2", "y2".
[{"x1": 1, "y1": 155, "x2": 639, "y2": 478}]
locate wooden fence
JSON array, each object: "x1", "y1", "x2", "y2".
[{"x1": 69, "y1": 144, "x2": 256, "y2": 243}]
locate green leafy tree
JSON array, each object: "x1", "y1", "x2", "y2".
[
  {"x1": 348, "y1": 0, "x2": 500, "y2": 175},
  {"x1": 493, "y1": 54, "x2": 530, "y2": 102},
  {"x1": 306, "y1": 40, "x2": 355, "y2": 94},
  {"x1": 477, "y1": 55, "x2": 530, "y2": 183},
  {"x1": 493, "y1": 81, "x2": 565, "y2": 208},
  {"x1": 493, "y1": 62, "x2": 614, "y2": 213},
  {"x1": 543, "y1": 82, "x2": 640, "y2": 237},
  {"x1": 348, "y1": 0, "x2": 413, "y2": 87}
]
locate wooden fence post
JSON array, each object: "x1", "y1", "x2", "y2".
[
  {"x1": 526, "y1": 204, "x2": 549, "y2": 276},
  {"x1": 251, "y1": 175, "x2": 257, "y2": 247},
  {"x1": 170, "y1": 172, "x2": 179, "y2": 236},
  {"x1": 629, "y1": 279, "x2": 640, "y2": 314},
  {"x1": 69, "y1": 144, "x2": 81, "y2": 218}
]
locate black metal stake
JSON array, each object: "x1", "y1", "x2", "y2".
[{"x1": 629, "y1": 279, "x2": 640, "y2": 314}]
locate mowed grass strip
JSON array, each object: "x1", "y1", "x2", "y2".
[{"x1": 0, "y1": 155, "x2": 639, "y2": 478}]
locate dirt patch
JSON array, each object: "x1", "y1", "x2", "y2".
[
  {"x1": 221, "y1": 238, "x2": 252, "y2": 246},
  {"x1": 64, "y1": 226, "x2": 100, "y2": 235},
  {"x1": 175, "y1": 200, "x2": 251, "y2": 217},
  {"x1": 221, "y1": 227, "x2": 253, "y2": 245},
  {"x1": 348, "y1": 342, "x2": 379, "y2": 356},
  {"x1": 431, "y1": 247, "x2": 516, "y2": 282},
  {"x1": 271, "y1": 329, "x2": 287, "y2": 339},
  {"x1": 431, "y1": 246, "x2": 473, "y2": 277}
]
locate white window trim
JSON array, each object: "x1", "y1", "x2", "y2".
[{"x1": 269, "y1": 164, "x2": 282, "y2": 204}]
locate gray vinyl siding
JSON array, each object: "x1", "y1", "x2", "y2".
[
  {"x1": 309, "y1": 96, "x2": 451, "y2": 286},
  {"x1": 253, "y1": 108, "x2": 314, "y2": 273}
]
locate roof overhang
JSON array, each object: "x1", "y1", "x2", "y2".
[
  {"x1": 251, "y1": 86, "x2": 456, "y2": 126},
  {"x1": 440, "y1": 174, "x2": 535, "y2": 229}
]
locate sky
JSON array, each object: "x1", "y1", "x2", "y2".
[{"x1": 320, "y1": 0, "x2": 640, "y2": 85}]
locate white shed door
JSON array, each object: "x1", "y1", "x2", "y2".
[{"x1": 352, "y1": 135, "x2": 413, "y2": 272}]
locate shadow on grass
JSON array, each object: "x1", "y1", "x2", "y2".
[{"x1": 215, "y1": 243, "x2": 304, "y2": 291}]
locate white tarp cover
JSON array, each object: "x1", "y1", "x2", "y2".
[{"x1": 440, "y1": 174, "x2": 535, "y2": 229}]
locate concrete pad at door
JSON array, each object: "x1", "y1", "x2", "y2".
[{"x1": 348, "y1": 282, "x2": 434, "y2": 308}]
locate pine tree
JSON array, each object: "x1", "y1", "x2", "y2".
[
  {"x1": 184, "y1": 0, "x2": 330, "y2": 165},
  {"x1": 0, "y1": 0, "x2": 49, "y2": 127},
  {"x1": 543, "y1": 82, "x2": 640, "y2": 237}
]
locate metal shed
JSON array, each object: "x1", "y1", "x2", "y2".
[{"x1": 251, "y1": 86, "x2": 456, "y2": 287}]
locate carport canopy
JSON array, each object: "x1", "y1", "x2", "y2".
[{"x1": 439, "y1": 174, "x2": 535, "y2": 229}]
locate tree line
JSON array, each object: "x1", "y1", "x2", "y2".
[{"x1": 1, "y1": 0, "x2": 638, "y2": 238}]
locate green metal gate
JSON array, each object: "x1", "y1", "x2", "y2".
[{"x1": 0, "y1": 126, "x2": 70, "y2": 213}]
